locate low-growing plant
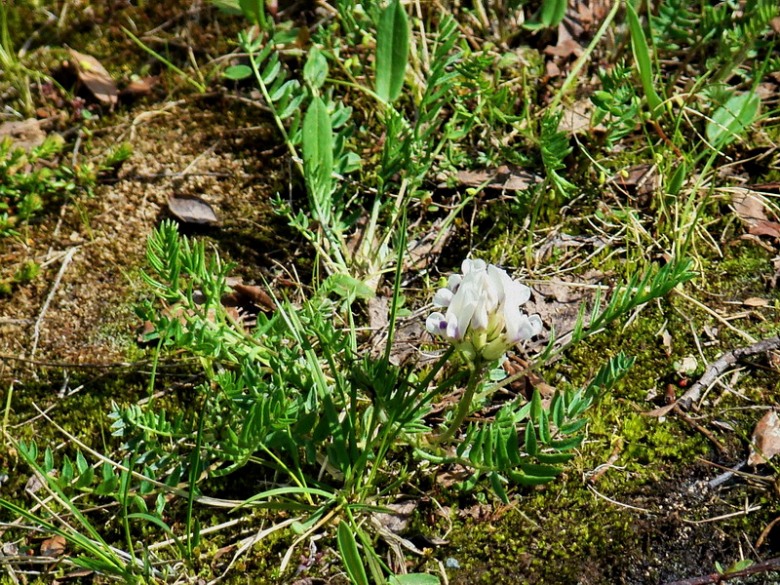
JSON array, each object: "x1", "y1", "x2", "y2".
[
  {"x1": 0, "y1": 136, "x2": 132, "y2": 236},
  {"x1": 116, "y1": 219, "x2": 692, "y2": 582}
]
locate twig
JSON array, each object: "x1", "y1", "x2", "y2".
[
  {"x1": 681, "y1": 503, "x2": 761, "y2": 525},
  {"x1": 646, "y1": 334, "x2": 780, "y2": 416},
  {"x1": 677, "y1": 335, "x2": 780, "y2": 410},
  {"x1": 673, "y1": 407, "x2": 730, "y2": 458},
  {"x1": 30, "y1": 247, "x2": 77, "y2": 360},
  {"x1": 707, "y1": 460, "x2": 747, "y2": 490},
  {"x1": 661, "y1": 556, "x2": 780, "y2": 584},
  {"x1": 587, "y1": 485, "x2": 654, "y2": 514},
  {"x1": 756, "y1": 516, "x2": 780, "y2": 548},
  {"x1": 587, "y1": 438, "x2": 624, "y2": 484}
]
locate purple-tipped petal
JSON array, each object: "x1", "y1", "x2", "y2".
[{"x1": 426, "y1": 312, "x2": 446, "y2": 335}]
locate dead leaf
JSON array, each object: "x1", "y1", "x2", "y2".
[
  {"x1": 545, "y1": 60, "x2": 562, "y2": 78},
  {"x1": 121, "y1": 76, "x2": 156, "y2": 99},
  {"x1": 367, "y1": 295, "x2": 389, "y2": 332},
  {"x1": 610, "y1": 164, "x2": 659, "y2": 199},
  {"x1": 406, "y1": 218, "x2": 451, "y2": 270},
  {"x1": 40, "y1": 534, "x2": 67, "y2": 557},
  {"x1": 0, "y1": 118, "x2": 46, "y2": 151},
  {"x1": 441, "y1": 165, "x2": 541, "y2": 192},
  {"x1": 544, "y1": 18, "x2": 584, "y2": 60},
  {"x1": 168, "y1": 195, "x2": 219, "y2": 225},
  {"x1": 558, "y1": 99, "x2": 603, "y2": 135},
  {"x1": 744, "y1": 297, "x2": 769, "y2": 307},
  {"x1": 731, "y1": 188, "x2": 780, "y2": 240},
  {"x1": 225, "y1": 282, "x2": 276, "y2": 312},
  {"x1": 749, "y1": 219, "x2": 780, "y2": 239},
  {"x1": 25, "y1": 473, "x2": 44, "y2": 494},
  {"x1": 733, "y1": 189, "x2": 770, "y2": 223},
  {"x1": 660, "y1": 328, "x2": 672, "y2": 357},
  {"x1": 68, "y1": 48, "x2": 119, "y2": 106},
  {"x1": 373, "y1": 501, "x2": 417, "y2": 535},
  {"x1": 748, "y1": 410, "x2": 780, "y2": 466},
  {"x1": 436, "y1": 466, "x2": 471, "y2": 488},
  {"x1": 544, "y1": 38, "x2": 583, "y2": 59}
]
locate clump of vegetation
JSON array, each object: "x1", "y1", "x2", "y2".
[{"x1": 1, "y1": 0, "x2": 780, "y2": 584}]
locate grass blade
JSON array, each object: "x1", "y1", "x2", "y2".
[{"x1": 625, "y1": 2, "x2": 663, "y2": 117}]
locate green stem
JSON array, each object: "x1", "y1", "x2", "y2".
[{"x1": 432, "y1": 361, "x2": 485, "y2": 444}]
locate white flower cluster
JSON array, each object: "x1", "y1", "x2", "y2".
[{"x1": 426, "y1": 259, "x2": 542, "y2": 361}]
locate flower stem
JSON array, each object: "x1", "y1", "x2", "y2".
[{"x1": 433, "y1": 361, "x2": 485, "y2": 444}]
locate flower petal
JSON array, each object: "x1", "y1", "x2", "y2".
[
  {"x1": 509, "y1": 314, "x2": 542, "y2": 341},
  {"x1": 425, "y1": 312, "x2": 447, "y2": 335},
  {"x1": 446, "y1": 271, "x2": 481, "y2": 335},
  {"x1": 433, "y1": 288, "x2": 453, "y2": 307}
]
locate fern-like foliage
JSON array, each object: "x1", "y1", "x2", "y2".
[
  {"x1": 540, "y1": 258, "x2": 696, "y2": 362},
  {"x1": 454, "y1": 353, "x2": 635, "y2": 501},
  {"x1": 650, "y1": 0, "x2": 700, "y2": 52},
  {"x1": 700, "y1": 0, "x2": 779, "y2": 81},
  {"x1": 591, "y1": 63, "x2": 643, "y2": 148},
  {"x1": 540, "y1": 111, "x2": 576, "y2": 199},
  {"x1": 234, "y1": 29, "x2": 359, "y2": 242}
]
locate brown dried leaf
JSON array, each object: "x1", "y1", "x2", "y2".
[
  {"x1": 749, "y1": 410, "x2": 780, "y2": 465},
  {"x1": 733, "y1": 189, "x2": 769, "y2": 223},
  {"x1": 40, "y1": 534, "x2": 67, "y2": 557},
  {"x1": 743, "y1": 297, "x2": 769, "y2": 307},
  {"x1": 168, "y1": 195, "x2": 219, "y2": 225},
  {"x1": 68, "y1": 48, "x2": 119, "y2": 106},
  {"x1": 446, "y1": 165, "x2": 541, "y2": 192},
  {"x1": 406, "y1": 218, "x2": 451, "y2": 270},
  {"x1": 373, "y1": 501, "x2": 417, "y2": 535},
  {"x1": 229, "y1": 283, "x2": 276, "y2": 312},
  {"x1": 611, "y1": 164, "x2": 658, "y2": 197},
  {"x1": 121, "y1": 76, "x2": 156, "y2": 99},
  {"x1": 436, "y1": 466, "x2": 471, "y2": 488},
  {"x1": 0, "y1": 118, "x2": 46, "y2": 151},
  {"x1": 545, "y1": 60, "x2": 562, "y2": 78},
  {"x1": 367, "y1": 295, "x2": 389, "y2": 332},
  {"x1": 749, "y1": 219, "x2": 780, "y2": 239},
  {"x1": 544, "y1": 37, "x2": 583, "y2": 59},
  {"x1": 558, "y1": 99, "x2": 600, "y2": 135}
]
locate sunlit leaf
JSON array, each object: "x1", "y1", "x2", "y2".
[
  {"x1": 224, "y1": 64, "x2": 253, "y2": 80},
  {"x1": 706, "y1": 92, "x2": 760, "y2": 147},
  {"x1": 375, "y1": 0, "x2": 409, "y2": 103},
  {"x1": 338, "y1": 521, "x2": 369, "y2": 585},
  {"x1": 303, "y1": 96, "x2": 334, "y2": 223}
]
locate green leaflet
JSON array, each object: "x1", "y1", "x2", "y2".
[
  {"x1": 706, "y1": 92, "x2": 760, "y2": 148},
  {"x1": 303, "y1": 96, "x2": 334, "y2": 224},
  {"x1": 375, "y1": 0, "x2": 409, "y2": 103},
  {"x1": 626, "y1": 1, "x2": 663, "y2": 117},
  {"x1": 541, "y1": 0, "x2": 567, "y2": 27},
  {"x1": 338, "y1": 521, "x2": 370, "y2": 585}
]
